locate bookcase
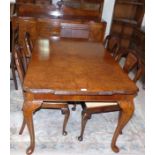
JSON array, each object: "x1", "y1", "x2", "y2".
[{"x1": 110, "y1": 0, "x2": 145, "y2": 48}]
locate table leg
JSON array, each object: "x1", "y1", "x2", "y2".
[
  {"x1": 23, "y1": 101, "x2": 42, "y2": 155},
  {"x1": 111, "y1": 99, "x2": 134, "y2": 153}
]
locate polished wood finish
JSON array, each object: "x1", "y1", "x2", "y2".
[
  {"x1": 24, "y1": 32, "x2": 33, "y2": 58},
  {"x1": 103, "y1": 34, "x2": 120, "y2": 57},
  {"x1": 78, "y1": 102, "x2": 121, "y2": 142},
  {"x1": 14, "y1": 41, "x2": 70, "y2": 155},
  {"x1": 111, "y1": 0, "x2": 145, "y2": 48},
  {"x1": 16, "y1": 3, "x2": 102, "y2": 21},
  {"x1": 13, "y1": 16, "x2": 106, "y2": 56},
  {"x1": 57, "y1": 0, "x2": 104, "y2": 16},
  {"x1": 10, "y1": 17, "x2": 19, "y2": 90},
  {"x1": 115, "y1": 49, "x2": 144, "y2": 83},
  {"x1": 14, "y1": 44, "x2": 27, "y2": 84},
  {"x1": 24, "y1": 39, "x2": 137, "y2": 94},
  {"x1": 23, "y1": 38, "x2": 138, "y2": 154},
  {"x1": 130, "y1": 27, "x2": 145, "y2": 62},
  {"x1": 79, "y1": 36, "x2": 143, "y2": 144},
  {"x1": 16, "y1": 0, "x2": 52, "y2": 4}
]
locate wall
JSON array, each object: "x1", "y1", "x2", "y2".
[
  {"x1": 101, "y1": 0, "x2": 115, "y2": 37},
  {"x1": 141, "y1": 14, "x2": 145, "y2": 28}
]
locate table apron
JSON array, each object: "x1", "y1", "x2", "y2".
[{"x1": 24, "y1": 92, "x2": 135, "y2": 102}]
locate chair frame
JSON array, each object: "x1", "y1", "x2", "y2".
[
  {"x1": 24, "y1": 32, "x2": 33, "y2": 58},
  {"x1": 78, "y1": 102, "x2": 121, "y2": 141},
  {"x1": 103, "y1": 34, "x2": 120, "y2": 57},
  {"x1": 13, "y1": 44, "x2": 70, "y2": 137},
  {"x1": 10, "y1": 24, "x2": 19, "y2": 90},
  {"x1": 78, "y1": 49, "x2": 144, "y2": 142},
  {"x1": 115, "y1": 49, "x2": 145, "y2": 82}
]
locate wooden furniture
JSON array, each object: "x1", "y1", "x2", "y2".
[
  {"x1": 78, "y1": 50, "x2": 143, "y2": 143},
  {"x1": 24, "y1": 32, "x2": 33, "y2": 58},
  {"x1": 130, "y1": 27, "x2": 145, "y2": 62},
  {"x1": 16, "y1": 0, "x2": 52, "y2": 5},
  {"x1": 13, "y1": 42, "x2": 70, "y2": 155},
  {"x1": 16, "y1": 0, "x2": 104, "y2": 21},
  {"x1": 115, "y1": 49, "x2": 145, "y2": 83},
  {"x1": 10, "y1": 28, "x2": 19, "y2": 90},
  {"x1": 130, "y1": 27, "x2": 145, "y2": 85},
  {"x1": 16, "y1": 2, "x2": 102, "y2": 21},
  {"x1": 10, "y1": 18, "x2": 19, "y2": 90},
  {"x1": 22, "y1": 38, "x2": 138, "y2": 154},
  {"x1": 110, "y1": 0, "x2": 145, "y2": 48},
  {"x1": 10, "y1": 3, "x2": 18, "y2": 90},
  {"x1": 78, "y1": 102, "x2": 120, "y2": 141},
  {"x1": 103, "y1": 34, "x2": 120, "y2": 58},
  {"x1": 15, "y1": 0, "x2": 106, "y2": 110},
  {"x1": 13, "y1": 16, "x2": 106, "y2": 57},
  {"x1": 57, "y1": 0, "x2": 104, "y2": 13}
]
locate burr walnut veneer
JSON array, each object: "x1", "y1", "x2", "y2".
[{"x1": 23, "y1": 38, "x2": 138, "y2": 154}]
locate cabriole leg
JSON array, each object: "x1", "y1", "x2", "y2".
[
  {"x1": 23, "y1": 101, "x2": 42, "y2": 155},
  {"x1": 78, "y1": 111, "x2": 91, "y2": 141},
  {"x1": 62, "y1": 107, "x2": 70, "y2": 136},
  {"x1": 111, "y1": 99, "x2": 134, "y2": 153}
]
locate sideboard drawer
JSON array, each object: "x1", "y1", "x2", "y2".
[{"x1": 37, "y1": 22, "x2": 61, "y2": 37}]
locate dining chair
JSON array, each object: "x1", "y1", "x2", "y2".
[
  {"x1": 78, "y1": 102, "x2": 121, "y2": 141},
  {"x1": 115, "y1": 49, "x2": 145, "y2": 82},
  {"x1": 78, "y1": 50, "x2": 144, "y2": 142},
  {"x1": 24, "y1": 32, "x2": 33, "y2": 59},
  {"x1": 10, "y1": 25, "x2": 19, "y2": 90},
  {"x1": 103, "y1": 34, "x2": 120, "y2": 58},
  {"x1": 13, "y1": 44, "x2": 70, "y2": 136}
]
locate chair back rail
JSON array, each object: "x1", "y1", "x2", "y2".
[
  {"x1": 103, "y1": 35, "x2": 120, "y2": 53},
  {"x1": 103, "y1": 34, "x2": 121, "y2": 60},
  {"x1": 115, "y1": 49, "x2": 144, "y2": 82},
  {"x1": 24, "y1": 32, "x2": 34, "y2": 57},
  {"x1": 14, "y1": 44, "x2": 27, "y2": 84},
  {"x1": 123, "y1": 52, "x2": 138, "y2": 73}
]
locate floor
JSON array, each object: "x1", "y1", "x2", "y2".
[{"x1": 10, "y1": 71, "x2": 145, "y2": 155}]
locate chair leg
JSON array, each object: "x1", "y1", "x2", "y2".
[
  {"x1": 78, "y1": 111, "x2": 91, "y2": 141},
  {"x1": 11, "y1": 55, "x2": 18, "y2": 90},
  {"x1": 72, "y1": 104, "x2": 76, "y2": 111},
  {"x1": 118, "y1": 111, "x2": 123, "y2": 135},
  {"x1": 19, "y1": 117, "x2": 26, "y2": 135},
  {"x1": 61, "y1": 107, "x2": 70, "y2": 136}
]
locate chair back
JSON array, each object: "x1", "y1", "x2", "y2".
[
  {"x1": 11, "y1": 16, "x2": 19, "y2": 58},
  {"x1": 14, "y1": 44, "x2": 27, "y2": 84},
  {"x1": 123, "y1": 52, "x2": 138, "y2": 73},
  {"x1": 104, "y1": 35, "x2": 120, "y2": 54},
  {"x1": 24, "y1": 32, "x2": 33, "y2": 57},
  {"x1": 133, "y1": 58, "x2": 145, "y2": 82},
  {"x1": 115, "y1": 48, "x2": 144, "y2": 82}
]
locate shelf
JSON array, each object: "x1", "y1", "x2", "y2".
[
  {"x1": 117, "y1": 0, "x2": 144, "y2": 6},
  {"x1": 113, "y1": 18, "x2": 138, "y2": 26}
]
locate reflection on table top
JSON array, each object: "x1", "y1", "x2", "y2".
[{"x1": 23, "y1": 38, "x2": 138, "y2": 95}]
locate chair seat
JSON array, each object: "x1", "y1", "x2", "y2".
[{"x1": 85, "y1": 102, "x2": 118, "y2": 108}]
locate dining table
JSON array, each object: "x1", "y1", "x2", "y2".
[{"x1": 23, "y1": 37, "x2": 138, "y2": 154}]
